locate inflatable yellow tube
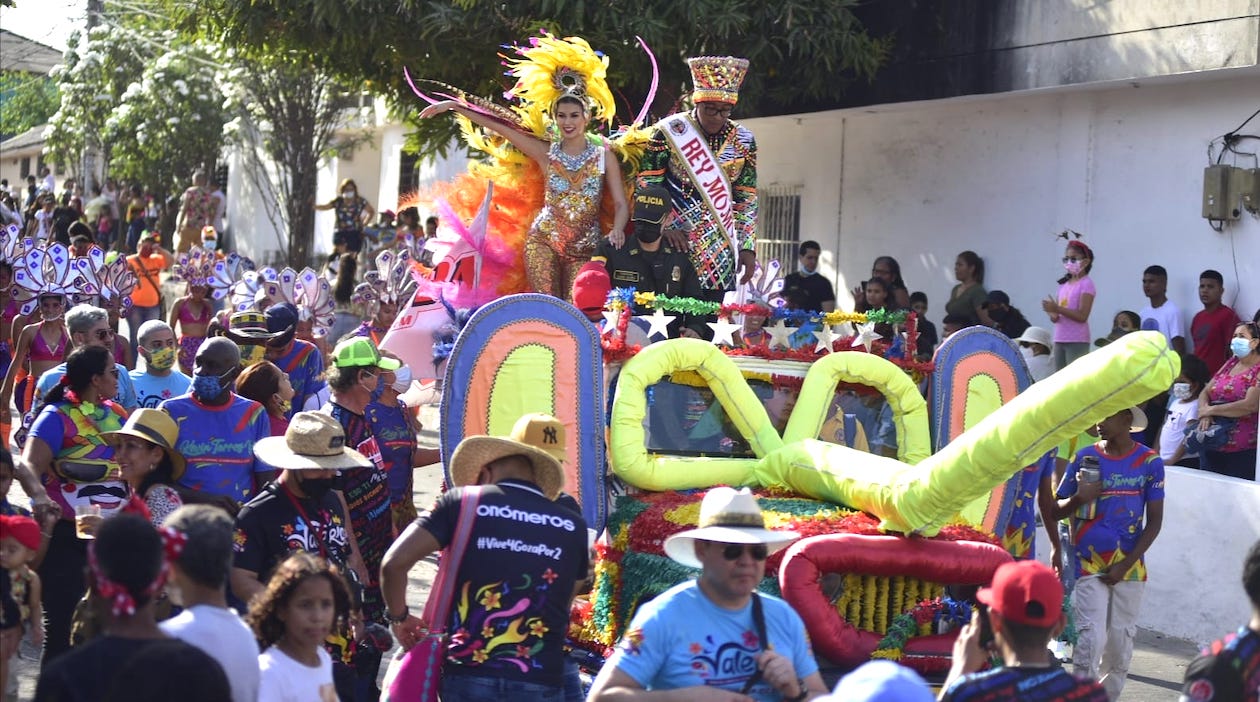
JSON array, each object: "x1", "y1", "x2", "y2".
[
  {"x1": 609, "y1": 339, "x2": 784, "y2": 490},
  {"x1": 754, "y1": 331, "x2": 1179, "y2": 535},
  {"x1": 781, "y1": 351, "x2": 930, "y2": 464}
]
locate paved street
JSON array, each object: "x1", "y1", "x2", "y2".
[{"x1": 4, "y1": 415, "x2": 1206, "y2": 700}]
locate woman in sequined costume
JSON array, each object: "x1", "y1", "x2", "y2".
[{"x1": 420, "y1": 96, "x2": 628, "y2": 298}]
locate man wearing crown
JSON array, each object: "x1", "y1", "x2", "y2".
[{"x1": 635, "y1": 56, "x2": 759, "y2": 305}]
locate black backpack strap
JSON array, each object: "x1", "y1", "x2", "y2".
[{"x1": 739, "y1": 593, "x2": 770, "y2": 694}]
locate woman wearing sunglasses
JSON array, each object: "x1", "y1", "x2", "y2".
[{"x1": 18, "y1": 345, "x2": 127, "y2": 665}]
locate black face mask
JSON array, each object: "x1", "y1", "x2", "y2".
[
  {"x1": 299, "y1": 476, "x2": 335, "y2": 500},
  {"x1": 988, "y1": 306, "x2": 1007, "y2": 321},
  {"x1": 634, "y1": 222, "x2": 662, "y2": 244}
]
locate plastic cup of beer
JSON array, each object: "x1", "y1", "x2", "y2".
[{"x1": 75, "y1": 504, "x2": 101, "y2": 539}]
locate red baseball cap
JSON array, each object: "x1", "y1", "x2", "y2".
[
  {"x1": 0, "y1": 514, "x2": 41, "y2": 552},
  {"x1": 977, "y1": 560, "x2": 1064, "y2": 628},
  {"x1": 571, "y1": 261, "x2": 611, "y2": 315}
]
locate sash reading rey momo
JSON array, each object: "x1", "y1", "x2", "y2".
[{"x1": 659, "y1": 114, "x2": 740, "y2": 266}]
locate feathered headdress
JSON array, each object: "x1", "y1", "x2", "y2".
[
  {"x1": 503, "y1": 32, "x2": 616, "y2": 127},
  {"x1": 353, "y1": 250, "x2": 417, "y2": 309},
  {"x1": 722, "y1": 259, "x2": 785, "y2": 310},
  {"x1": 11, "y1": 242, "x2": 83, "y2": 316},
  {"x1": 169, "y1": 246, "x2": 218, "y2": 289},
  {"x1": 209, "y1": 253, "x2": 256, "y2": 301},
  {"x1": 264, "y1": 267, "x2": 335, "y2": 338},
  {"x1": 229, "y1": 267, "x2": 278, "y2": 313},
  {"x1": 0, "y1": 224, "x2": 26, "y2": 265},
  {"x1": 72, "y1": 249, "x2": 138, "y2": 314}
]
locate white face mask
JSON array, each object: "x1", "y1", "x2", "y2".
[
  {"x1": 203, "y1": 239, "x2": 217, "y2": 251},
  {"x1": 342, "y1": 190, "x2": 356, "y2": 200},
  {"x1": 1019, "y1": 346, "x2": 1035, "y2": 360},
  {"x1": 1171, "y1": 382, "x2": 1193, "y2": 401},
  {"x1": 391, "y1": 365, "x2": 412, "y2": 394}
]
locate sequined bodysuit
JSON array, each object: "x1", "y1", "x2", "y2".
[{"x1": 524, "y1": 138, "x2": 605, "y2": 298}]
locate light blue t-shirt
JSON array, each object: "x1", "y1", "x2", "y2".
[
  {"x1": 36, "y1": 362, "x2": 138, "y2": 411},
  {"x1": 130, "y1": 369, "x2": 192, "y2": 409},
  {"x1": 608, "y1": 581, "x2": 817, "y2": 700}
]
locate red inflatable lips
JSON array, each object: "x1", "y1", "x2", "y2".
[{"x1": 779, "y1": 533, "x2": 1013, "y2": 671}]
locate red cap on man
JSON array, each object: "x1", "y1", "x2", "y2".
[{"x1": 977, "y1": 560, "x2": 1064, "y2": 628}]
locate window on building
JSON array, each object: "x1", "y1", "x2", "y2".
[
  {"x1": 20, "y1": 157, "x2": 31, "y2": 178},
  {"x1": 756, "y1": 184, "x2": 802, "y2": 267},
  {"x1": 398, "y1": 149, "x2": 420, "y2": 197}
]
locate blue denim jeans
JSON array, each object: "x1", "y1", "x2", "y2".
[{"x1": 440, "y1": 673, "x2": 564, "y2": 702}]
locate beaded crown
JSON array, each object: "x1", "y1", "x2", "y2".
[{"x1": 688, "y1": 56, "x2": 749, "y2": 105}]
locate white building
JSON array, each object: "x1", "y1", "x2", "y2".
[{"x1": 225, "y1": 0, "x2": 1258, "y2": 644}]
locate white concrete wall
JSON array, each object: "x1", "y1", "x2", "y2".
[
  {"x1": 1144, "y1": 468, "x2": 1260, "y2": 642},
  {"x1": 746, "y1": 72, "x2": 1260, "y2": 325},
  {"x1": 746, "y1": 72, "x2": 1260, "y2": 643}
]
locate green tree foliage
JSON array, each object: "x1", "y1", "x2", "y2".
[
  {"x1": 0, "y1": 71, "x2": 60, "y2": 138},
  {"x1": 104, "y1": 43, "x2": 226, "y2": 196},
  {"x1": 179, "y1": 0, "x2": 890, "y2": 155},
  {"x1": 218, "y1": 50, "x2": 371, "y2": 266}
]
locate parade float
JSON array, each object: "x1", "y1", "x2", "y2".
[{"x1": 370, "y1": 32, "x2": 1181, "y2": 679}]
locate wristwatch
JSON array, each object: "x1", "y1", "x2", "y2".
[
  {"x1": 785, "y1": 679, "x2": 809, "y2": 702},
  {"x1": 387, "y1": 606, "x2": 410, "y2": 624}
]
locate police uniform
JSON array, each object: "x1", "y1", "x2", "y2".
[{"x1": 594, "y1": 236, "x2": 707, "y2": 338}]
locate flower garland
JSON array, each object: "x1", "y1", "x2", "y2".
[
  {"x1": 870, "y1": 596, "x2": 974, "y2": 662},
  {"x1": 571, "y1": 488, "x2": 1002, "y2": 653}
]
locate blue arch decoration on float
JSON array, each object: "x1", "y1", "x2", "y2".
[
  {"x1": 928, "y1": 326, "x2": 1034, "y2": 537},
  {"x1": 440, "y1": 293, "x2": 607, "y2": 532}
]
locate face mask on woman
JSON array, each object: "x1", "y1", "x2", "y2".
[
  {"x1": 342, "y1": 190, "x2": 356, "y2": 200},
  {"x1": 1231, "y1": 337, "x2": 1255, "y2": 359},
  {"x1": 1063, "y1": 260, "x2": 1083, "y2": 276},
  {"x1": 1171, "y1": 382, "x2": 1193, "y2": 401}
]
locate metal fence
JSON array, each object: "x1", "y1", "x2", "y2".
[{"x1": 756, "y1": 184, "x2": 802, "y2": 266}]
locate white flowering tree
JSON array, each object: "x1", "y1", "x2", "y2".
[
  {"x1": 104, "y1": 41, "x2": 225, "y2": 196},
  {"x1": 46, "y1": 22, "x2": 225, "y2": 200},
  {"x1": 217, "y1": 50, "x2": 370, "y2": 266},
  {"x1": 45, "y1": 26, "x2": 148, "y2": 190}
]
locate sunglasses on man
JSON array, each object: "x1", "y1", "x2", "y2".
[{"x1": 720, "y1": 543, "x2": 768, "y2": 561}]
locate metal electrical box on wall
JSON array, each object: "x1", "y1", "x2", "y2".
[
  {"x1": 1202, "y1": 164, "x2": 1235, "y2": 220},
  {"x1": 1238, "y1": 168, "x2": 1259, "y2": 215}
]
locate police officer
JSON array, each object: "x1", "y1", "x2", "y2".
[{"x1": 595, "y1": 186, "x2": 707, "y2": 338}]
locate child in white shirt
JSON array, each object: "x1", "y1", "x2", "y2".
[{"x1": 1156, "y1": 354, "x2": 1210, "y2": 469}]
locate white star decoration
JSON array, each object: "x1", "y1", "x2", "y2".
[
  {"x1": 813, "y1": 325, "x2": 837, "y2": 353},
  {"x1": 766, "y1": 320, "x2": 794, "y2": 350},
  {"x1": 638, "y1": 308, "x2": 677, "y2": 340},
  {"x1": 707, "y1": 318, "x2": 742, "y2": 347},
  {"x1": 853, "y1": 321, "x2": 881, "y2": 350},
  {"x1": 602, "y1": 309, "x2": 622, "y2": 331}
]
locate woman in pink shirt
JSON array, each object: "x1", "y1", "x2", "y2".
[{"x1": 1043, "y1": 240, "x2": 1096, "y2": 370}]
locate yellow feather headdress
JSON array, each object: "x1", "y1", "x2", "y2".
[{"x1": 502, "y1": 32, "x2": 616, "y2": 127}]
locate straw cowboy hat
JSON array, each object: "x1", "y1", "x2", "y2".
[
  {"x1": 102, "y1": 408, "x2": 187, "y2": 482},
  {"x1": 663, "y1": 487, "x2": 800, "y2": 569},
  {"x1": 253, "y1": 411, "x2": 374, "y2": 471},
  {"x1": 448, "y1": 413, "x2": 566, "y2": 499}
]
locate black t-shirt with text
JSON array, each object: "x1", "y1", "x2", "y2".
[
  {"x1": 417, "y1": 479, "x2": 589, "y2": 688},
  {"x1": 35, "y1": 635, "x2": 225, "y2": 702},
  {"x1": 233, "y1": 481, "x2": 353, "y2": 581}
]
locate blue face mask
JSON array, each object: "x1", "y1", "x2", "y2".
[
  {"x1": 191, "y1": 368, "x2": 235, "y2": 401},
  {"x1": 1231, "y1": 337, "x2": 1255, "y2": 359},
  {"x1": 799, "y1": 265, "x2": 817, "y2": 276}
]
